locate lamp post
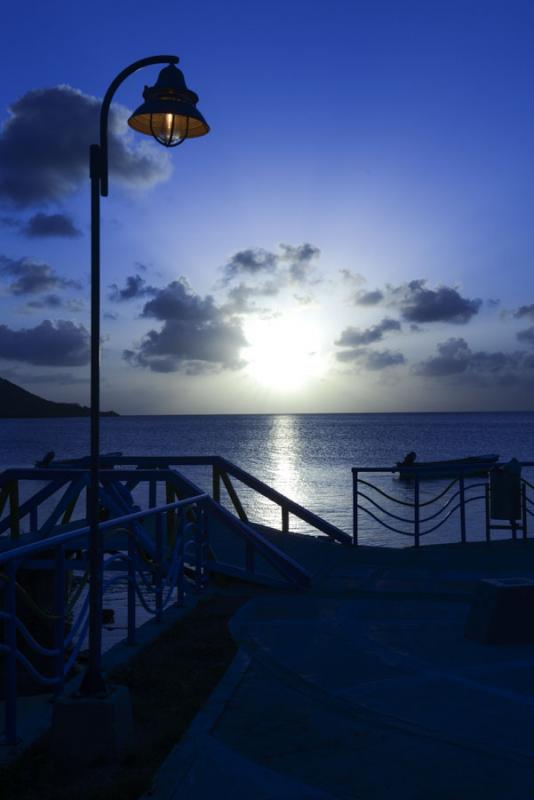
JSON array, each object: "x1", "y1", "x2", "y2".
[{"x1": 80, "y1": 56, "x2": 209, "y2": 695}]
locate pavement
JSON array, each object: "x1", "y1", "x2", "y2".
[{"x1": 145, "y1": 537, "x2": 534, "y2": 799}]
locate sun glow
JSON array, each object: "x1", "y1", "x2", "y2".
[{"x1": 243, "y1": 314, "x2": 326, "y2": 391}]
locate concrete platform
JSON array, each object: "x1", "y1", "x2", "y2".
[{"x1": 146, "y1": 535, "x2": 534, "y2": 799}]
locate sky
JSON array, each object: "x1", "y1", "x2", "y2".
[{"x1": 1, "y1": 0, "x2": 534, "y2": 414}]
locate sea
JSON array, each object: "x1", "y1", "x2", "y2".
[{"x1": 1, "y1": 411, "x2": 533, "y2": 547}]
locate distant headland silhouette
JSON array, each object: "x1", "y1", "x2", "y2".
[{"x1": 0, "y1": 377, "x2": 118, "y2": 418}]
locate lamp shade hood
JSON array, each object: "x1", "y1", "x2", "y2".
[{"x1": 128, "y1": 63, "x2": 209, "y2": 146}]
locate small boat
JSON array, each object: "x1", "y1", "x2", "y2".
[{"x1": 395, "y1": 452, "x2": 499, "y2": 480}]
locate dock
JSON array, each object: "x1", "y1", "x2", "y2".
[
  {"x1": 1, "y1": 455, "x2": 534, "y2": 797},
  {"x1": 146, "y1": 534, "x2": 534, "y2": 799}
]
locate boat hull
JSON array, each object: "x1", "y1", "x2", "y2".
[{"x1": 396, "y1": 455, "x2": 499, "y2": 480}]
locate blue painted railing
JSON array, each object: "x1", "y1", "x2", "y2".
[
  {"x1": 0, "y1": 492, "x2": 209, "y2": 746},
  {"x1": 0, "y1": 455, "x2": 350, "y2": 546},
  {"x1": 0, "y1": 457, "x2": 319, "y2": 746},
  {"x1": 352, "y1": 462, "x2": 534, "y2": 546}
]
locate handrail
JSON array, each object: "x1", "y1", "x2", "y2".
[
  {"x1": 0, "y1": 491, "x2": 209, "y2": 746},
  {"x1": 0, "y1": 494, "x2": 208, "y2": 563},
  {"x1": 0, "y1": 457, "x2": 323, "y2": 747},
  {"x1": 352, "y1": 462, "x2": 533, "y2": 546},
  {"x1": 217, "y1": 457, "x2": 351, "y2": 545},
  {"x1": 206, "y1": 498, "x2": 312, "y2": 589},
  {"x1": 27, "y1": 455, "x2": 351, "y2": 545}
]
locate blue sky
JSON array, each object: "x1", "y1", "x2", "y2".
[{"x1": 1, "y1": 0, "x2": 534, "y2": 413}]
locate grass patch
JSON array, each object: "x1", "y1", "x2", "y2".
[{"x1": 0, "y1": 592, "x2": 250, "y2": 800}]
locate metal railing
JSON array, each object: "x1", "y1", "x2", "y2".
[
  {"x1": 0, "y1": 492, "x2": 209, "y2": 746},
  {"x1": 212, "y1": 457, "x2": 350, "y2": 545},
  {"x1": 0, "y1": 457, "x2": 318, "y2": 745},
  {"x1": 27, "y1": 454, "x2": 350, "y2": 545},
  {"x1": 352, "y1": 462, "x2": 534, "y2": 546}
]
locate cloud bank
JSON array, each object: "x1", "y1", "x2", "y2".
[
  {"x1": 352, "y1": 279, "x2": 481, "y2": 324},
  {"x1": 222, "y1": 242, "x2": 320, "y2": 289},
  {"x1": 108, "y1": 274, "x2": 158, "y2": 302},
  {"x1": 22, "y1": 213, "x2": 82, "y2": 238},
  {"x1": 0, "y1": 85, "x2": 171, "y2": 206},
  {"x1": 0, "y1": 320, "x2": 89, "y2": 365},
  {"x1": 124, "y1": 278, "x2": 246, "y2": 373},
  {"x1": 0, "y1": 255, "x2": 80, "y2": 295},
  {"x1": 414, "y1": 337, "x2": 534, "y2": 386}
]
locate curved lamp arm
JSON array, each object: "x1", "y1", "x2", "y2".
[{"x1": 98, "y1": 54, "x2": 179, "y2": 197}]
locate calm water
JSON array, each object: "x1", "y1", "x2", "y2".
[{"x1": 1, "y1": 412, "x2": 533, "y2": 545}]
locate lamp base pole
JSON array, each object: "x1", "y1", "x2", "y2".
[{"x1": 79, "y1": 143, "x2": 106, "y2": 696}]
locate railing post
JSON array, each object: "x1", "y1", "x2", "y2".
[
  {"x1": 352, "y1": 470, "x2": 359, "y2": 546},
  {"x1": 212, "y1": 464, "x2": 221, "y2": 503},
  {"x1": 155, "y1": 510, "x2": 163, "y2": 623},
  {"x1": 485, "y1": 483, "x2": 491, "y2": 543},
  {"x1": 127, "y1": 523, "x2": 136, "y2": 645},
  {"x1": 176, "y1": 508, "x2": 185, "y2": 607},
  {"x1": 522, "y1": 482, "x2": 528, "y2": 540},
  {"x1": 10, "y1": 481, "x2": 20, "y2": 540},
  {"x1": 414, "y1": 476, "x2": 420, "y2": 548},
  {"x1": 511, "y1": 517, "x2": 517, "y2": 540},
  {"x1": 166, "y1": 481, "x2": 174, "y2": 547},
  {"x1": 459, "y1": 475, "x2": 466, "y2": 543},
  {"x1": 3, "y1": 560, "x2": 18, "y2": 745},
  {"x1": 282, "y1": 506, "x2": 289, "y2": 534},
  {"x1": 53, "y1": 545, "x2": 65, "y2": 697},
  {"x1": 194, "y1": 504, "x2": 208, "y2": 592}
]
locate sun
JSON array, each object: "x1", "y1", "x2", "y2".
[{"x1": 243, "y1": 314, "x2": 326, "y2": 391}]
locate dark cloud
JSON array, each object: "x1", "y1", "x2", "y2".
[
  {"x1": 222, "y1": 242, "x2": 320, "y2": 287},
  {"x1": 25, "y1": 294, "x2": 84, "y2": 311},
  {"x1": 336, "y1": 347, "x2": 405, "y2": 370},
  {"x1": 390, "y1": 280, "x2": 481, "y2": 323},
  {"x1": 26, "y1": 294, "x2": 63, "y2": 309},
  {"x1": 414, "y1": 337, "x2": 534, "y2": 385},
  {"x1": 335, "y1": 317, "x2": 401, "y2": 347},
  {"x1": 141, "y1": 278, "x2": 214, "y2": 322},
  {"x1": 517, "y1": 326, "x2": 534, "y2": 346},
  {"x1": 108, "y1": 274, "x2": 158, "y2": 302},
  {"x1": 0, "y1": 320, "x2": 89, "y2": 366},
  {"x1": 0, "y1": 255, "x2": 81, "y2": 295},
  {"x1": 279, "y1": 242, "x2": 320, "y2": 283},
  {"x1": 351, "y1": 279, "x2": 481, "y2": 323},
  {"x1": 514, "y1": 304, "x2": 534, "y2": 321},
  {"x1": 223, "y1": 248, "x2": 278, "y2": 283},
  {"x1": 125, "y1": 278, "x2": 246, "y2": 372},
  {"x1": 223, "y1": 281, "x2": 279, "y2": 313},
  {"x1": 22, "y1": 213, "x2": 82, "y2": 238},
  {"x1": 414, "y1": 338, "x2": 470, "y2": 376},
  {"x1": 366, "y1": 350, "x2": 406, "y2": 370},
  {"x1": 354, "y1": 289, "x2": 385, "y2": 306},
  {"x1": 0, "y1": 85, "x2": 170, "y2": 206}
]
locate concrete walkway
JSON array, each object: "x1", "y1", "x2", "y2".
[{"x1": 146, "y1": 537, "x2": 534, "y2": 799}]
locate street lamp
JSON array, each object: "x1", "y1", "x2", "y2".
[{"x1": 81, "y1": 56, "x2": 209, "y2": 695}]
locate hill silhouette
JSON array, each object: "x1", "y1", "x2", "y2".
[{"x1": 0, "y1": 377, "x2": 118, "y2": 418}]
